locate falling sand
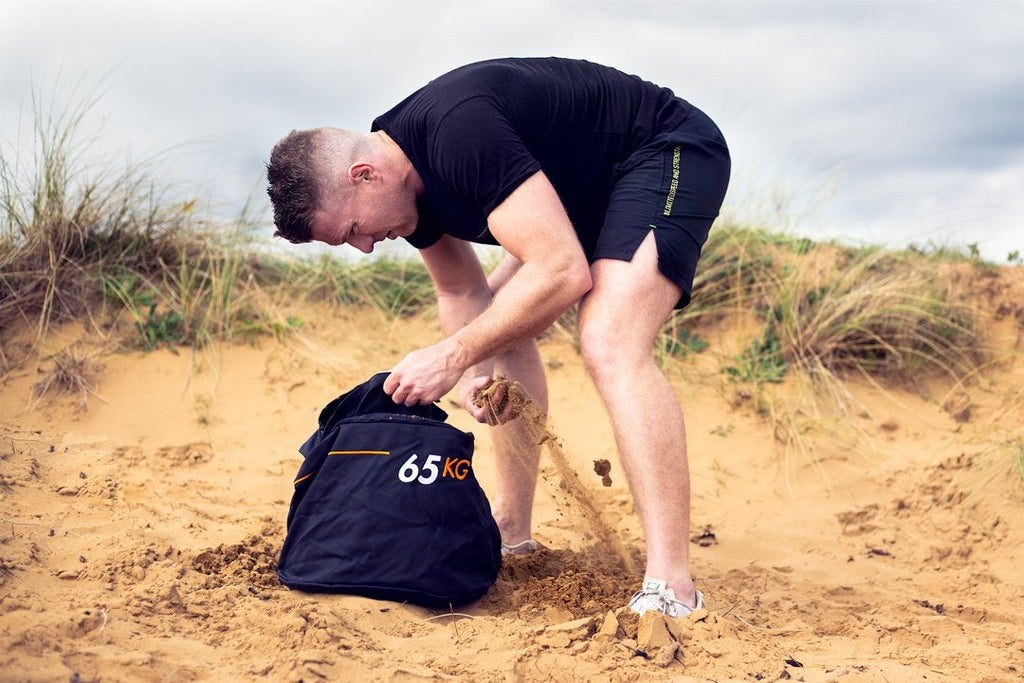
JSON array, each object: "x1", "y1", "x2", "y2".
[{"x1": 475, "y1": 376, "x2": 637, "y2": 574}]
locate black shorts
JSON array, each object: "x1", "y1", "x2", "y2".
[{"x1": 593, "y1": 105, "x2": 731, "y2": 308}]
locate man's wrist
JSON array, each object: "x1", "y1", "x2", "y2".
[{"x1": 440, "y1": 334, "x2": 473, "y2": 373}]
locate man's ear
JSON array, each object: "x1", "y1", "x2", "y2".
[{"x1": 348, "y1": 162, "x2": 376, "y2": 184}]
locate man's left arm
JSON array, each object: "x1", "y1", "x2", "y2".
[{"x1": 384, "y1": 170, "x2": 591, "y2": 406}]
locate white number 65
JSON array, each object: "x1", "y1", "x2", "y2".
[{"x1": 398, "y1": 453, "x2": 441, "y2": 485}]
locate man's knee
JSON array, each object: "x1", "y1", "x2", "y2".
[{"x1": 579, "y1": 323, "x2": 624, "y2": 382}]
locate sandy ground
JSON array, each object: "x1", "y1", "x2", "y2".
[{"x1": 1, "y1": 274, "x2": 1022, "y2": 682}]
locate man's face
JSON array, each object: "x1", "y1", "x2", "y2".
[{"x1": 310, "y1": 172, "x2": 417, "y2": 254}]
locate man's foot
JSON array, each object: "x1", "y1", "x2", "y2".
[
  {"x1": 500, "y1": 539, "x2": 539, "y2": 556},
  {"x1": 627, "y1": 577, "x2": 704, "y2": 618}
]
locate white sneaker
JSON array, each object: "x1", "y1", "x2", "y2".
[
  {"x1": 627, "y1": 577, "x2": 705, "y2": 618},
  {"x1": 500, "y1": 539, "x2": 539, "y2": 556}
]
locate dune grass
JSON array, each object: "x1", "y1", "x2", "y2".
[
  {"x1": 649, "y1": 224, "x2": 1005, "y2": 493},
  {"x1": 0, "y1": 93, "x2": 433, "y2": 353},
  {"x1": 30, "y1": 342, "x2": 104, "y2": 411},
  {"x1": 3, "y1": 95, "x2": 1018, "y2": 488}
]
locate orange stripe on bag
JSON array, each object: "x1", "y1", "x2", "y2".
[
  {"x1": 294, "y1": 451, "x2": 391, "y2": 484},
  {"x1": 328, "y1": 450, "x2": 390, "y2": 456}
]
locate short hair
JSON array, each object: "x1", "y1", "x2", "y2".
[{"x1": 266, "y1": 129, "x2": 323, "y2": 244}]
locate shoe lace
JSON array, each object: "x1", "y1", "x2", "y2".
[
  {"x1": 630, "y1": 586, "x2": 701, "y2": 618},
  {"x1": 630, "y1": 587, "x2": 675, "y2": 614}
]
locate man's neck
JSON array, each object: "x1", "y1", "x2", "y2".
[{"x1": 374, "y1": 130, "x2": 425, "y2": 196}]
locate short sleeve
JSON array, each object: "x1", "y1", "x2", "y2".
[{"x1": 429, "y1": 97, "x2": 541, "y2": 216}]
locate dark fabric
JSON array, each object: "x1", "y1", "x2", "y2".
[
  {"x1": 593, "y1": 106, "x2": 731, "y2": 308},
  {"x1": 371, "y1": 57, "x2": 693, "y2": 251},
  {"x1": 278, "y1": 372, "x2": 502, "y2": 607}
]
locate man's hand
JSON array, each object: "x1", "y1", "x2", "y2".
[
  {"x1": 459, "y1": 374, "x2": 510, "y2": 424},
  {"x1": 467, "y1": 375, "x2": 526, "y2": 425},
  {"x1": 383, "y1": 342, "x2": 465, "y2": 406}
]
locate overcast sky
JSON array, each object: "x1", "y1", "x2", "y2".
[{"x1": 2, "y1": 0, "x2": 1022, "y2": 260}]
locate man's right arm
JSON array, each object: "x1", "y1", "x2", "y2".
[
  {"x1": 418, "y1": 235, "x2": 498, "y2": 419},
  {"x1": 420, "y1": 234, "x2": 492, "y2": 337}
]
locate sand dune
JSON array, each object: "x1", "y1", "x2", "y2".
[{"x1": 1, "y1": 280, "x2": 1022, "y2": 681}]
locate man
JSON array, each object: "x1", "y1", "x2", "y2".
[{"x1": 266, "y1": 57, "x2": 730, "y2": 617}]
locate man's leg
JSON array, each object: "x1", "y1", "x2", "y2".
[
  {"x1": 577, "y1": 231, "x2": 698, "y2": 606},
  {"x1": 483, "y1": 252, "x2": 547, "y2": 547},
  {"x1": 487, "y1": 339, "x2": 547, "y2": 547}
]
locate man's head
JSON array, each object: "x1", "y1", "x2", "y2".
[{"x1": 266, "y1": 128, "x2": 419, "y2": 252}]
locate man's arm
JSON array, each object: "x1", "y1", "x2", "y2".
[
  {"x1": 449, "y1": 169, "x2": 592, "y2": 358},
  {"x1": 384, "y1": 170, "x2": 592, "y2": 405},
  {"x1": 419, "y1": 234, "x2": 505, "y2": 420},
  {"x1": 419, "y1": 234, "x2": 492, "y2": 333}
]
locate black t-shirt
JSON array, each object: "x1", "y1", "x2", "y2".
[{"x1": 371, "y1": 57, "x2": 691, "y2": 252}]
